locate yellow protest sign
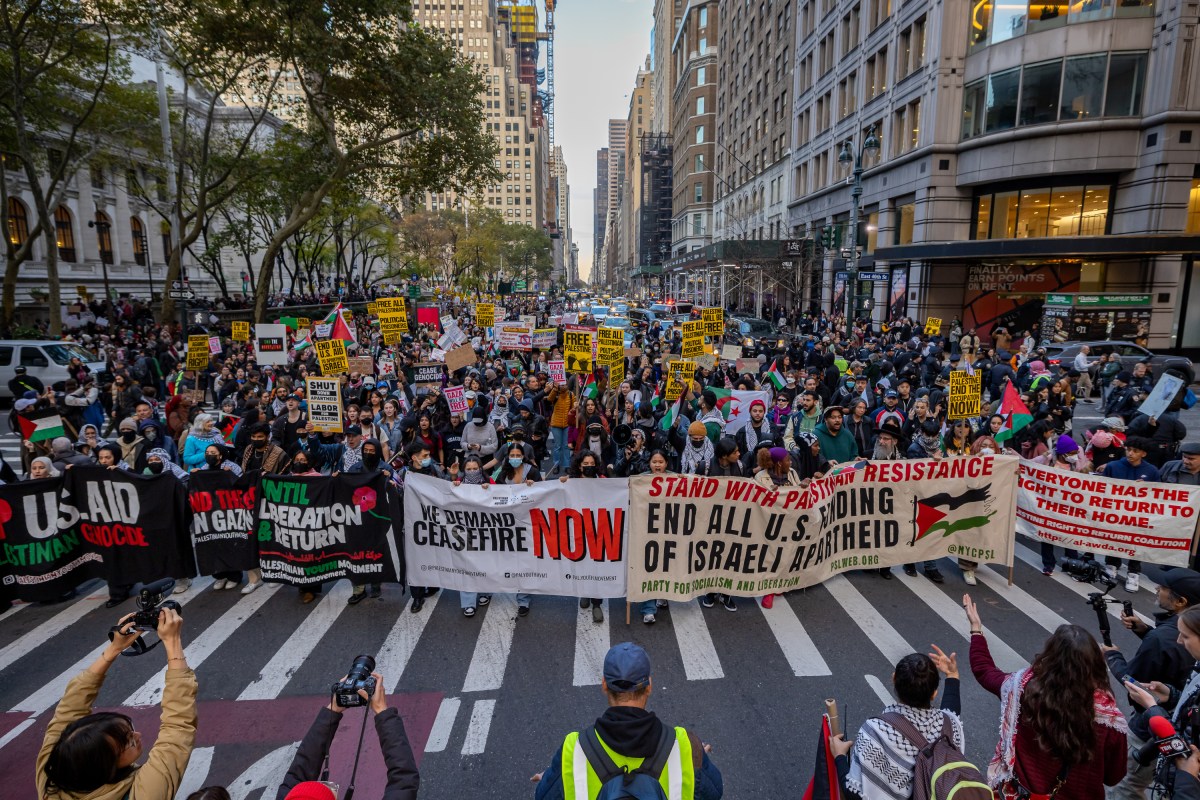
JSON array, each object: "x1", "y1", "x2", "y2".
[
  {"x1": 609, "y1": 358, "x2": 625, "y2": 385},
  {"x1": 186, "y1": 335, "x2": 210, "y2": 370},
  {"x1": 702, "y1": 307, "x2": 723, "y2": 337},
  {"x1": 297, "y1": 317, "x2": 311, "y2": 330},
  {"x1": 314, "y1": 338, "x2": 349, "y2": 374},
  {"x1": 375, "y1": 297, "x2": 406, "y2": 313},
  {"x1": 378, "y1": 312, "x2": 408, "y2": 345},
  {"x1": 682, "y1": 320, "x2": 705, "y2": 358},
  {"x1": 598, "y1": 328, "x2": 623, "y2": 366},
  {"x1": 366, "y1": 302, "x2": 378, "y2": 316},
  {"x1": 564, "y1": 329, "x2": 593, "y2": 373},
  {"x1": 476, "y1": 303, "x2": 495, "y2": 328},
  {"x1": 948, "y1": 370, "x2": 982, "y2": 420},
  {"x1": 665, "y1": 360, "x2": 696, "y2": 401},
  {"x1": 231, "y1": 321, "x2": 250, "y2": 342},
  {"x1": 924, "y1": 317, "x2": 942, "y2": 336}
]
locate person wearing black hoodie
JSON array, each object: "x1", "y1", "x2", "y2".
[
  {"x1": 532, "y1": 642, "x2": 724, "y2": 800},
  {"x1": 347, "y1": 437, "x2": 391, "y2": 606}
]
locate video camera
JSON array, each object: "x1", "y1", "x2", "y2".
[
  {"x1": 1061, "y1": 557, "x2": 1132, "y2": 646},
  {"x1": 332, "y1": 654, "x2": 377, "y2": 708},
  {"x1": 108, "y1": 578, "x2": 182, "y2": 656}
]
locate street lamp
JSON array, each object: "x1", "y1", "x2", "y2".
[
  {"x1": 837, "y1": 124, "x2": 880, "y2": 325},
  {"x1": 86, "y1": 213, "x2": 113, "y2": 313}
]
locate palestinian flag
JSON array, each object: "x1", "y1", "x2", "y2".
[
  {"x1": 994, "y1": 380, "x2": 1032, "y2": 444},
  {"x1": 325, "y1": 303, "x2": 355, "y2": 343},
  {"x1": 660, "y1": 395, "x2": 683, "y2": 432},
  {"x1": 218, "y1": 413, "x2": 240, "y2": 444},
  {"x1": 647, "y1": 386, "x2": 662, "y2": 410},
  {"x1": 764, "y1": 362, "x2": 786, "y2": 390},
  {"x1": 912, "y1": 488, "x2": 995, "y2": 545},
  {"x1": 18, "y1": 408, "x2": 65, "y2": 443},
  {"x1": 581, "y1": 374, "x2": 599, "y2": 400},
  {"x1": 801, "y1": 715, "x2": 840, "y2": 800},
  {"x1": 293, "y1": 328, "x2": 313, "y2": 351}
]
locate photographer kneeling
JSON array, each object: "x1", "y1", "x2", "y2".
[
  {"x1": 38, "y1": 607, "x2": 195, "y2": 800},
  {"x1": 277, "y1": 658, "x2": 418, "y2": 800}
]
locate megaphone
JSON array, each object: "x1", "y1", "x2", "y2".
[{"x1": 613, "y1": 424, "x2": 633, "y2": 447}]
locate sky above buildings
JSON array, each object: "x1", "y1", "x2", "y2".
[{"x1": 555, "y1": 0, "x2": 653, "y2": 283}]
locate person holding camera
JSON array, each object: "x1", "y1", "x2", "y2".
[
  {"x1": 276, "y1": 663, "x2": 419, "y2": 800},
  {"x1": 1101, "y1": 569, "x2": 1200, "y2": 800},
  {"x1": 38, "y1": 607, "x2": 195, "y2": 800}
]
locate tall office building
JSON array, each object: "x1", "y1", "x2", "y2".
[
  {"x1": 594, "y1": 146, "x2": 609, "y2": 269},
  {"x1": 616, "y1": 58, "x2": 654, "y2": 294},
  {"x1": 670, "y1": 1, "x2": 718, "y2": 256},
  {"x1": 651, "y1": 0, "x2": 685, "y2": 135}
]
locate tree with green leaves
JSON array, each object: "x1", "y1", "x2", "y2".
[{"x1": 0, "y1": 0, "x2": 158, "y2": 332}]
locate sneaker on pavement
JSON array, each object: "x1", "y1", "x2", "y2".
[
  {"x1": 699, "y1": 595, "x2": 715, "y2": 608},
  {"x1": 463, "y1": 606, "x2": 476, "y2": 617},
  {"x1": 478, "y1": 594, "x2": 491, "y2": 606},
  {"x1": 903, "y1": 565, "x2": 918, "y2": 577},
  {"x1": 656, "y1": 599, "x2": 668, "y2": 608},
  {"x1": 1125, "y1": 573, "x2": 1140, "y2": 593},
  {"x1": 592, "y1": 604, "x2": 604, "y2": 623},
  {"x1": 579, "y1": 597, "x2": 589, "y2": 609},
  {"x1": 300, "y1": 591, "x2": 316, "y2": 604},
  {"x1": 1041, "y1": 568, "x2": 1054, "y2": 577},
  {"x1": 642, "y1": 613, "x2": 656, "y2": 625},
  {"x1": 518, "y1": 605, "x2": 530, "y2": 617},
  {"x1": 722, "y1": 596, "x2": 738, "y2": 612},
  {"x1": 212, "y1": 579, "x2": 229, "y2": 591},
  {"x1": 173, "y1": 577, "x2": 192, "y2": 594},
  {"x1": 348, "y1": 590, "x2": 367, "y2": 605},
  {"x1": 240, "y1": 580, "x2": 261, "y2": 594},
  {"x1": 963, "y1": 569, "x2": 977, "y2": 586}
]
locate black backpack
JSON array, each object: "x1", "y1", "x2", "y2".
[
  {"x1": 577, "y1": 725, "x2": 674, "y2": 800},
  {"x1": 877, "y1": 712, "x2": 994, "y2": 800}
]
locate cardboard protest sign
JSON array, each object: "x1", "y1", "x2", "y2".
[
  {"x1": 187, "y1": 335, "x2": 210, "y2": 370},
  {"x1": 412, "y1": 362, "x2": 444, "y2": 386},
  {"x1": 1017, "y1": 460, "x2": 1200, "y2": 566},
  {"x1": 735, "y1": 358, "x2": 760, "y2": 375},
  {"x1": 532, "y1": 328, "x2": 559, "y2": 349},
  {"x1": 1138, "y1": 373, "x2": 1185, "y2": 419},
  {"x1": 548, "y1": 360, "x2": 566, "y2": 385},
  {"x1": 404, "y1": 474, "x2": 628, "y2": 597},
  {"x1": 948, "y1": 370, "x2": 982, "y2": 419},
  {"x1": 444, "y1": 385, "x2": 467, "y2": 414},
  {"x1": 444, "y1": 344, "x2": 477, "y2": 373},
  {"x1": 254, "y1": 324, "x2": 289, "y2": 365},
  {"x1": 721, "y1": 345, "x2": 743, "y2": 363},
  {"x1": 347, "y1": 355, "x2": 375, "y2": 377},
  {"x1": 314, "y1": 339, "x2": 349, "y2": 374},
  {"x1": 232, "y1": 321, "x2": 250, "y2": 341},
  {"x1": 305, "y1": 377, "x2": 344, "y2": 433},
  {"x1": 626, "y1": 455, "x2": 1019, "y2": 601},
  {"x1": 377, "y1": 356, "x2": 396, "y2": 378}
]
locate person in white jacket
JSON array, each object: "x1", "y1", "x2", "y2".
[{"x1": 462, "y1": 405, "x2": 499, "y2": 460}]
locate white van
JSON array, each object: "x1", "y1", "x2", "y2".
[{"x1": 0, "y1": 340, "x2": 107, "y2": 399}]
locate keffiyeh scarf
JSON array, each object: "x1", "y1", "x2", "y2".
[
  {"x1": 845, "y1": 704, "x2": 964, "y2": 800},
  {"x1": 681, "y1": 437, "x2": 714, "y2": 474},
  {"x1": 743, "y1": 419, "x2": 773, "y2": 453}
]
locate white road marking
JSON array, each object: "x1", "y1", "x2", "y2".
[
  {"x1": 573, "y1": 599, "x2": 609, "y2": 686},
  {"x1": 669, "y1": 601, "x2": 723, "y2": 680},
  {"x1": 0, "y1": 600, "x2": 28, "y2": 625},
  {"x1": 896, "y1": 571, "x2": 1028, "y2": 672},
  {"x1": 461, "y1": 698, "x2": 496, "y2": 755},
  {"x1": 177, "y1": 745, "x2": 215, "y2": 799},
  {"x1": 378, "y1": 591, "x2": 441, "y2": 693},
  {"x1": 757, "y1": 596, "x2": 831, "y2": 676},
  {"x1": 977, "y1": 565, "x2": 1070, "y2": 633},
  {"x1": 462, "y1": 594, "x2": 519, "y2": 693},
  {"x1": 823, "y1": 575, "x2": 914, "y2": 666},
  {"x1": 0, "y1": 589, "x2": 109, "y2": 674},
  {"x1": 124, "y1": 582, "x2": 279, "y2": 706},
  {"x1": 865, "y1": 674, "x2": 896, "y2": 707},
  {"x1": 1014, "y1": 542, "x2": 1153, "y2": 624},
  {"x1": 238, "y1": 582, "x2": 352, "y2": 700},
  {"x1": 10, "y1": 577, "x2": 214, "y2": 716},
  {"x1": 425, "y1": 696, "x2": 461, "y2": 753},
  {"x1": 0, "y1": 716, "x2": 36, "y2": 751}
]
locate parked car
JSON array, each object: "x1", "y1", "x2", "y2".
[
  {"x1": 1043, "y1": 341, "x2": 1195, "y2": 385},
  {"x1": 0, "y1": 340, "x2": 108, "y2": 399},
  {"x1": 723, "y1": 317, "x2": 787, "y2": 358}
]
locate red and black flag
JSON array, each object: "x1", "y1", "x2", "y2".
[{"x1": 802, "y1": 714, "x2": 842, "y2": 800}]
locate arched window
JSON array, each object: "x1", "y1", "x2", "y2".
[
  {"x1": 7, "y1": 198, "x2": 28, "y2": 247},
  {"x1": 55, "y1": 205, "x2": 75, "y2": 262},
  {"x1": 130, "y1": 217, "x2": 146, "y2": 266},
  {"x1": 94, "y1": 210, "x2": 113, "y2": 264}
]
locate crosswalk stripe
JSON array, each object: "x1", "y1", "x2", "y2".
[
  {"x1": 462, "y1": 595, "x2": 519, "y2": 693},
  {"x1": 976, "y1": 566, "x2": 1070, "y2": 633},
  {"x1": 0, "y1": 600, "x2": 28, "y2": 625},
  {"x1": 0, "y1": 588, "x2": 109, "y2": 674},
  {"x1": 461, "y1": 698, "x2": 496, "y2": 756},
  {"x1": 669, "y1": 601, "x2": 723, "y2": 680},
  {"x1": 378, "y1": 590, "x2": 441, "y2": 693},
  {"x1": 10, "y1": 577, "x2": 215, "y2": 716},
  {"x1": 823, "y1": 575, "x2": 914, "y2": 666},
  {"x1": 425, "y1": 696, "x2": 461, "y2": 753},
  {"x1": 1013, "y1": 543, "x2": 1154, "y2": 625},
  {"x1": 865, "y1": 674, "x2": 896, "y2": 707},
  {"x1": 238, "y1": 582, "x2": 352, "y2": 701},
  {"x1": 1015, "y1": 538, "x2": 1160, "y2": 598},
  {"x1": 124, "y1": 581, "x2": 279, "y2": 706},
  {"x1": 895, "y1": 571, "x2": 1028, "y2": 673},
  {"x1": 573, "y1": 599, "x2": 609, "y2": 686},
  {"x1": 757, "y1": 596, "x2": 831, "y2": 676}
]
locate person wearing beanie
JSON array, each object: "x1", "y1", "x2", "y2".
[
  {"x1": 1034, "y1": 433, "x2": 1091, "y2": 574},
  {"x1": 735, "y1": 398, "x2": 775, "y2": 470},
  {"x1": 278, "y1": 668, "x2": 419, "y2": 800},
  {"x1": 681, "y1": 421, "x2": 715, "y2": 474},
  {"x1": 462, "y1": 403, "x2": 499, "y2": 460}
]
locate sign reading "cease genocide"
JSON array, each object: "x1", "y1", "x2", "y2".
[{"x1": 625, "y1": 455, "x2": 1018, "y2": 601}]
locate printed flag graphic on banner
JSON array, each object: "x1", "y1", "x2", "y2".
[{"x1": 911, "y1": 487, "x2": 994, "y2": 544}]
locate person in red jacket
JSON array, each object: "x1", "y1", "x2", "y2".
[{"x1": 964, "y1": 594, "x2": 1128, "y2": 800}]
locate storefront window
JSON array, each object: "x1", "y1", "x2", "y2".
[
  {"x1": 895, "y1": 200, "x2": 915, "y2": 244},
  {"x1": 1061, "y1": 55, "x2": 1107, "y2": 119},
  {"x1": 1027, "y1": 1, "x2": 1067, "y2": 32},
  {"x1": 985, "y1": 68, "x2": 1020, "y2": 133},
  {"x1": 973, "y1": 184, "x2": 1112, "y2": 239},
  {"x1": 1049, "y1": 188, "x2": 1084, "y2": 236},
  {"x1": 1187, "y1": 179, "x2": 1200, "y2": 234},
  {"x1": 1104, "y1": 53, "x2": 1147, "y2": 116},
  {"x1": 1017, "y1": 188, "x2": 1051, "y2": 237},
  {"x1": 1019, "y1": 60, "x2": 1062, "y2": 126},
  {"x1": 975, "y1": 196, "x2": 993, "y2": 239},
  {"x1": 1069, "y1": 0, "x2": 1113, "y2": 23},
  {"x1": 990, "y1": 0, "x2": 1026, "y2": 44},
  {"x1": 1081, "y1": 187, "x2": 1110, "y2": 235}
]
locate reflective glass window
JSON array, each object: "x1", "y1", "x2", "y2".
[
  {"x1": 1104, "y1": 53, "x2": 1146, "y2": 116},
  {"x1": 1027, "y1": 1, "x2": 1067, "y2": 32},
  {"x1": 984, "y1": 68, "x2": 1020, "y2": 133},
  {"x1": 1048, "y1": 188, "x2": 1084, "y2": 236},
  {"x1": 989, "y1": 0, "x2": 1026, "y2": 44},
  {"x1": 1017, "y1": 188, "x2": 1051, "y2": 237},
  {"x1": 1081, "y1": 187, "x2": 1110, "y2": 235},
  {"x1": 1018, "y1": 59, "x2": 1062, "y2": 126},
  {"x1": 1061, "y1": 55, "x2": 1107, "y2": 120}
]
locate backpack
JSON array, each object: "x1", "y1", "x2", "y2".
[
  {"x1": 577, "y1": 724, "x2": 673, "y2": 800},
  {"x1": 877, "y1": 711, "x2": 994, "y2": 800}
]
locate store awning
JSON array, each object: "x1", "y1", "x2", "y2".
[{"x1": 874, "y1": 234, "x2": 1200, "y2": 262}]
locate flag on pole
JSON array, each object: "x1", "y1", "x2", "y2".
[
  {"x1": 764, "y1": 361, "x2": 786, "y2": 390},
  {"x1": 324, "y1": 303, "x2": 355, "y2": 343},
  {"x1": 994, "y1": 380, "x2": 1032, "y2": 444},
  {"x1": 660, "y1": 395, "x2": 683, "y2": 432},
  {"x1": 581, "y1": 374, "x2": 598, "y2": 400},
  {"x1": 17, "y1": 408, "x2": 65, "y2": 443}
]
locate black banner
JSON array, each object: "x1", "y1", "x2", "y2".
[
  {"x1": 189, "y1": 470, "x2": 259, "y2": 575},
  {"x1": 59, "y1": 466, "x2": 192, "y2": 588},
  {"x1": 253, "y1": 472, "x2": 403, "y2": 587},
  {"x1": 0, "y1": 478, "x2": 105, "y2": 602}
]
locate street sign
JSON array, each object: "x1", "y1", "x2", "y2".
[
  {"x1": 169, "y1": 288, "x2": 196, "y2": 300},
  {"x1": 408, "y1": 285, "x2": 420, "y2": 300},
  {"x1": 859, "y1": 272, "x2": 890, "y2": 282}
]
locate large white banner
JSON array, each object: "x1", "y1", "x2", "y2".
[
  {"x1": 1016, "y1": 460, "x2": 1200, "y2": 566},
  {"x1": 403, "y1": 473, "x2": 629, "y2": 597}
]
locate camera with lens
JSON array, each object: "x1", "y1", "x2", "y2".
[
  {"x1": 1061, "y1": 557, "x2": 1117, "y2": 592},
  {"x1": 332, "y1": 654, "x2": 377, "y2": 708},
  {"x1": 130, "y1": 578, "x2": 183, "y2": 631}
]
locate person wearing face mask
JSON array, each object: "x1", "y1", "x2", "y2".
[
  {"x1": 345, "y1": 438, "x2": 392, "y2": 606},
  {"x1": 553, "y1": 450, "x2": 611, "y2": 623},
  {"x1": 1029, "y1": 434, "x2": 1091, "y2": 576},
  {"x1": 450, "y1": 454, "x2": 496, "y2": 617},
  {"x1": 580, "y1": 416, "x2": 616, "y2": 466},
  {"x1": 137, "y1": 418, "x2": 179, "y2": 466},
  {"x1": 401, "y1": 441, "x2": 449, "y2": 612},
  {"x1": 182, "y1": 414, "x2": 225, "y2": 472},
  {"x1": 680, "y1": 421, "x2": 715, "y2": 475},
  {"x1": 462, "y1": 404, "x2": 499, "y2": 461},
  {"x1": 240, "y1": 422, "x2": 289, "y2": 474},
  {"x1": 116, "y1": 417, "x2": 148, "y2": 472},
  {"x1": 199, "y1": 444, "x2": 243, "y2": 476},
  {"x1": 143, "y1": 448, "x2": 189, "y2": 481}
]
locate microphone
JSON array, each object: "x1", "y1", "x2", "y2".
[{"x1": 1135, "y1": 716, "x2": 1192, "y2": 766}]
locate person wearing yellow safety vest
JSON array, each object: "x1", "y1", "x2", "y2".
[{"x1": 531, "y1": 642, "x2": 724, "y2": 800}]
